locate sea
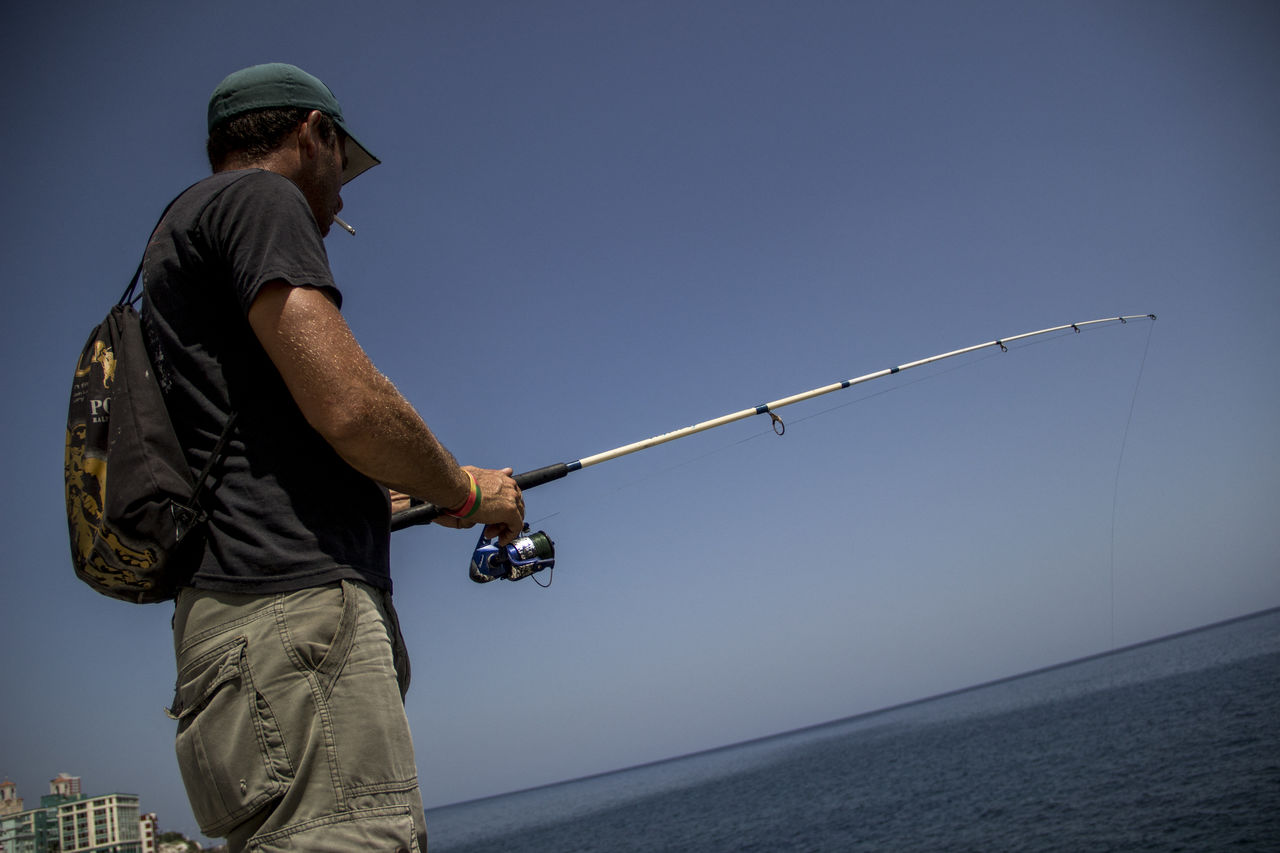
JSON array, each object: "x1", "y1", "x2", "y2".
[{"x1": 425, "y1": 608, "x2": 1280, "y2": 852}]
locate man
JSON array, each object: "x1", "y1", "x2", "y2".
[{"x1": 145, "y1": 63, "x2": 523, "y2": 851}]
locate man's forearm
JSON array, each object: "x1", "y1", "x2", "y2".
[
  {"x1": 332, "y1": 373, "x2": 526, "y2": 542},
  {"x1": 248, "y1": 282, "x2": 471, "y2": 509},
  {"x1": 324, "y1": 371, "x2": 471, "y2": 508}
]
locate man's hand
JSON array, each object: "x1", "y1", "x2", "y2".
[
  {"x1": 431, "y1": 466, "x2": 525, "y2": 545},
  {"x1": 389, "y1": 490, "x2": 414, "y2": 515}
]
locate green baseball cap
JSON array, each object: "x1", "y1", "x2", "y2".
[{"x1": 208, "y1": 62, "x2": 380, "y2": 184}]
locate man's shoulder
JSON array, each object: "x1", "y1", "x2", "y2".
[
  {"x1": 167, "y1": 169, "x2": 314, "y2": 246},
  {"x1": 181, "y1": 169, "x2": 302, "y2": 208}
]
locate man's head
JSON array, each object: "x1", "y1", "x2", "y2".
[
  {"x1": 206, "y1": 63, "x2": 378, "y2": 184},
  {"x1": 206, "y1": 63, "x2": 378, "y2": 237}
]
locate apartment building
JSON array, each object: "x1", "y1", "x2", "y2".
[
  {"x1": 57, "y1": 792, "x2": 142, "y2": 852},
  {"x1": 0, "y1": 776, "x2": 144, "y2": 853}
]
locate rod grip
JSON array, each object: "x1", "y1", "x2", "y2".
[
  {"x1": 389, "y1": 501, "x2": 442, "y2": 531},
  {"x1": 514, "y1": 463, "x2": 571, "y2": 490},
  {"x1": 389, "y1": 463, "x2": 571, "y2": 532}
]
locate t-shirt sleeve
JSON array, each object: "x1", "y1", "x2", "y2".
[{"x1": 201, "y1": 170, "x2": 341, "y2": 314}]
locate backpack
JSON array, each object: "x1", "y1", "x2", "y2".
[{"x1": 65, "y1": 206, "x2": 237, "y2": 603}]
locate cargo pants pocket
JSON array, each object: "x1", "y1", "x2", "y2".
[{"x1": 168, "y1": 636, "x2": 289, "y2": 837}]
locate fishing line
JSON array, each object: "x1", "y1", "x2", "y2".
[{"x1": 1109, "y1": 320, "x2": 1157, "y2": 650}]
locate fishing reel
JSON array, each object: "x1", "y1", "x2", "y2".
[{"x1": 469, "y1": 524, "x2": 555, "y2": 584}]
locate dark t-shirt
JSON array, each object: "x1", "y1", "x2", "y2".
[{"x1": 141, "y1": 169, "x2": 392, "y2": 594}]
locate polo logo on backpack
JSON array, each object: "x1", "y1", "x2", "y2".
[{"x1": 65, "y1": 209, "x2": 236, "y2": 603}]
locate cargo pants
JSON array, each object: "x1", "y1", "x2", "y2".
[{"x1": 169, "y1": 580, "x2": 428, "y2": 852}]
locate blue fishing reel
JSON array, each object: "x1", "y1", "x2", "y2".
[{"x1": 470, "y1": 524, "x2": 556, "y2": 584}]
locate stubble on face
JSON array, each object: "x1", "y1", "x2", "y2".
[{"x1": 300, "y1": 133, "x2": 345, "y2": 237}]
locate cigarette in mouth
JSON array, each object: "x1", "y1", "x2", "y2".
[{"x1": 333, "y1": 215, "x2": 356, "y2": 235}]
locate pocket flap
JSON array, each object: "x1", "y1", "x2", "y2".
[{"x1": 167, "y1": 637, "x2": 246, "y2": 720}]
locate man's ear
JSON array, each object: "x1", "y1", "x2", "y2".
[{"x1": 297, "y1": 110, "x2": 325, "y2": 160}]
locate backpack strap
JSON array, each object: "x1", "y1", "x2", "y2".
[
  {"x1": 128, "y1": 184, "x2": 241, "y2": 512},
  {"x1": 117, "y1": 197, "x2": 174, "y2": 307},
  {"x1": 118, "y1": 256, "x2": 147, "y2": 307},
  {"x1": 191, "y1": 412, "x2": 240, "y2": 497},
  {"x1": 117, "y1": 181, "x2": 199, "y2": 307}
]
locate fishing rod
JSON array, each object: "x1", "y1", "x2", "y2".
[{"x1": 393, "y1": 314, "x2": 1156, "y2": 580}]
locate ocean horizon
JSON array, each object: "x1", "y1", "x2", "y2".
[{"x1": 426, "y1": 607, "x2": 1280, "y2": 851}]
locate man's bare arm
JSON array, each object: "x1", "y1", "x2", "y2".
[{"x1": 247, "y1": 281, "x2": 524, "y2": 540}]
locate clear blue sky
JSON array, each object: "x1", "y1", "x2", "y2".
[{"x1": 2, "y1": 0, "x2": 1277, "y2": 843}]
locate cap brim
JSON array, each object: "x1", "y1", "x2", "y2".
[{"x1": 337, "y1": 121, "x2": 380, "y2": 184}]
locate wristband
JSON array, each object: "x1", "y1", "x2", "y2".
[{"x1": 445, "y1": 471, "x2": 482, "y2": 519}]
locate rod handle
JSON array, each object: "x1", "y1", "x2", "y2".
[
  {"x1": 389, "y1": 462, "x2": 571, "y2": 532},
  {"x1": 514, "y1": 463, "x2": 572, "y2": 490}
]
